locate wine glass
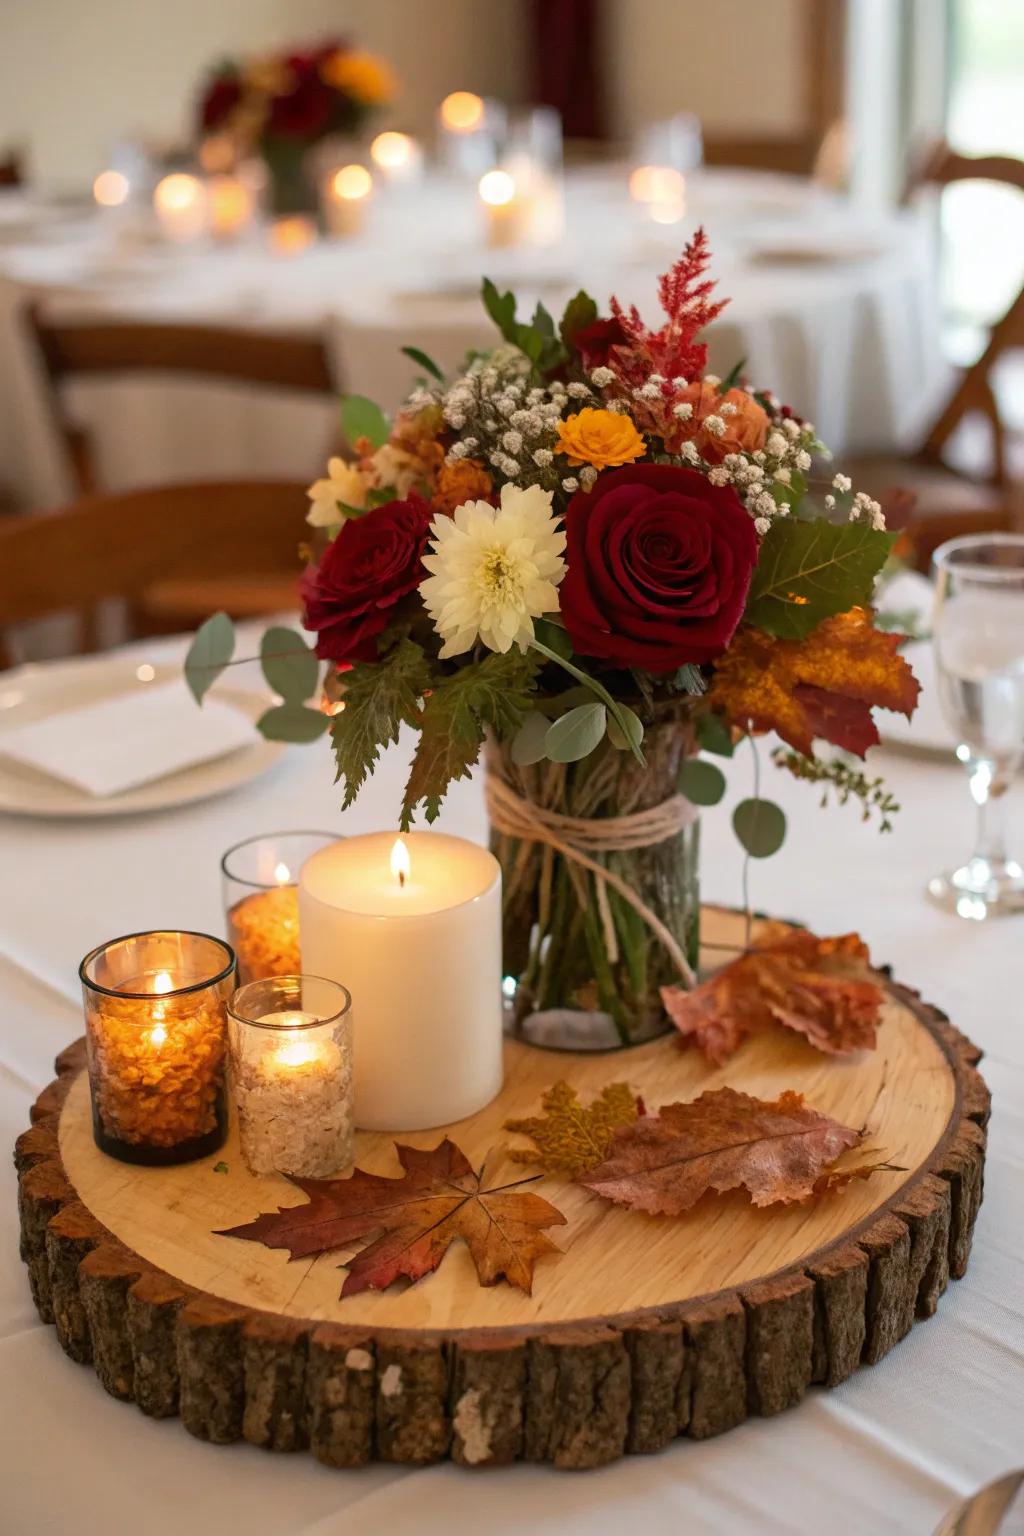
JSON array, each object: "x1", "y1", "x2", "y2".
[{"x1": 929, "y1": 533, "x2": 1024, "y2": 919}]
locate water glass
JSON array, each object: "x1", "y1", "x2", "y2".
[{"x1": 929, "y1": 533, "x2": 1024, "y2": 919}]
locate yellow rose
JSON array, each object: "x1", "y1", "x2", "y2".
[
  {"x1": 556, "y1": 408, "x2": 646, "y2": 470},
  {"x1": 306, "y1": 457, "x2": 368, "y2": 527},
  {"x1": 320, "y1": 50, "x2": 397, "y2": 105}
]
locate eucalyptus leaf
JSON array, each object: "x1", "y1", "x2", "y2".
[
  {"x1": 678, "y1": 758, "x2": 726, "y2": 806},
  {"x1": 260, "y1": 626, "x2": 319, "y2": 703},
  {"x1": 607, "y1": 705, "x2": 645, "y2": 754},
  {"x1": 184, "y1": 612, "x2": 235, "y2": 704},
  {"x1": 545, "y1": 703, "x2": 607, "y2": 763},
  {"x1": 400, "y1": 345, "x2": 444, "y2": 382},
  {"x1": 696, "y1": 713, "x2": 735, "y2": 758},
  {"x1": 340, "y1": 394, "x2": 389, "y2": 450},
  {"x1": 732, "y1": 797, "x2": 787, "y2": 857},
  {"x1": 510, "y1": 710, "x2": 552, "y2": 766},
  {"x1": 257, "y1": 704, "x2": 330, "y2": 744}
]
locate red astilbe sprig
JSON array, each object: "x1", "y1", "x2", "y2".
[{"x1": 607, "y1": 227, "x2": 728, "y2": 392}]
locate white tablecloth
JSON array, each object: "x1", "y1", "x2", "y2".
[
  {"x1": 0, "y1": 169, "x2": 949, "y2": 510},
  {"x1": 0, "y1": 632, "x2": 1021, "y2": 1535}
]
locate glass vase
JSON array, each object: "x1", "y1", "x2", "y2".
[{"x1": 488, "y1": 713, "x2": 700, "y2": 1051}]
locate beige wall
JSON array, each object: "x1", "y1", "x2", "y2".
[
  {"x1": 601, "y1": 0, "x2": 812, "y2": 140},
  {"x1": 0, "y1": 0, "x2": 527, "y2": 189}
]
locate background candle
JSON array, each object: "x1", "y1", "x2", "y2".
[
  {"x1": 227, "y1": 977, "x2": 353, "y2": 1178},
  {"x1": 369, "y1": 131, "x2": 423, "y2": 187},
  {"x1": 153, "y1": 172, "x2": 207, "y2": 243},
  {"x1": 299, "y1": 831, "x2": 502, "y2": 1131},
  {"x1": 324, "y1": 163, "x2": 372, "y2": 237},
  {"x1": 222, "y1": 831, "x2": 336, "y2": 984},
  {"x1": 479, "y1": 169, "x2": 528, "y2": 249}
]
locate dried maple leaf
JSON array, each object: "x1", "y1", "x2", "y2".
[
  {"x1": 707, "y1": 607, "x2": 920, "y2": 757},
  {"x1": 218, "y1": 1138, "x2": 566, "y2": 1297},
  {"x1": 662, "y1": 930, "x2": 884, "y2": 1065},
  {"x1": 505, "y1": 1080, "x2": 642, "y2": 1178},
  {"x1": 582, "y1": 1088, "x2": 861, "y2": 1214}
]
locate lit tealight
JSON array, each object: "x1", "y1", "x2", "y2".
[
  {"x1": 93, "y1": 170, "x2": 130, "y2": 208},
  {"x1": 274, "y1": 862, "x2": 292, "y2": 886},
  {"x1": 370, "y1": 131, "x2": 414, "y2": 171},
  {"x1": 479, "y1": 169, "x2": 516, "y2": 207},
  {"x1": 153, "y1": 173, "x2": 207, "y2": 242},
  {"x1": 628, "y1": 165, "x2": 686, "y2": 206},
  {"x1": 390, "y1": 837, "x2": 411, "y2": 889},
  {"x1": 207, "y1": 174, "x2": 254, "y2": 240},
  {"x1": 135, "y1": 663, "x2": 156, "y2": 682},
  {"x1": 274, "y1": 1035, "x2": 321, "y2": 1070},
  {"x1": 268, "y1": 215, "x2": 316, "y2": 256},
  {"x1": 331, "y1": 163, "x2": 373, "y2": 201},
  {"x1": 440, "y1": 91, "x2": 485, "y2": 133}
]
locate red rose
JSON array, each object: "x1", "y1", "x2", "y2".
[
  {"x1": 301, "y1": 495, "x2": 432, "y2": 663},
  {"x1": 573, "y1": 316, "x2": 628, "y2": 371},
  {"x1": 266, "y1": 68, "x2": 333, "y2": 139},
  {"x1": 560, "y1": 465, "x2": 758, "y2": 672},
  {"x1": 200, "y1": 75, "x2": 243, "y2": 131}
]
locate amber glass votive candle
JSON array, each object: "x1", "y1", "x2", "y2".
[
  {"x1": 227, "y1": 975, "x2": 354, "y2": 1178},
  {"x1": 222, "y1": 832, "x2": 336, "y2": 985},
  {"x1": 80, "y1": 931, "x2": 236, "y2": 1165}
]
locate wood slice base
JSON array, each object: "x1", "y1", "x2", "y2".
[{"x1": 15, "y1": 910, "x2": 989, "y2": 1469}]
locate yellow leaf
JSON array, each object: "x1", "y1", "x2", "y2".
[{"x1": 505, "y1": 1081, "x2": 641, "y2": 1178}]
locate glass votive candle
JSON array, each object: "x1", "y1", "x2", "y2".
[
  {"x1": 80, "y1": 931, "x2": 235, "y2": 1165},
  {"x1": 222, "y1": 832, "x2": 337, "y2": 985},
  {"x1": 227, "y1": 975, "x2": 354, "y2": 1178}
]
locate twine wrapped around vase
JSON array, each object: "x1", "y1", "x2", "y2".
[{"x1": 485, "y1": 751, "x2": 698, "y2": 988}]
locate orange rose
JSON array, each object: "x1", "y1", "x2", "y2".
[
  {"x1": 556, "y1": 408, "x2": 646, "y2": 470},
  {"x1": 432, "y1": 458, "x2": 494, "y2": 515},
  {"x1": 678, "y1": 382, "x2": 769, "y2": 464}
]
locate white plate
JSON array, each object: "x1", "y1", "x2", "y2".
[{"x1": 0, "y1": 655, "x2": 284, "y2": 818}]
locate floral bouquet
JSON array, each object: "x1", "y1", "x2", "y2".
[
  {"x1": 189, "y1": 232, "x2": 919, "y2": 1046},
  {"x1": 196, "y1": 39, "x2": 396, "y2": 213}
]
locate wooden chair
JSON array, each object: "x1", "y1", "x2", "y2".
[
  {"x1": 846, "y1": 143, "x2": 1024, "y2": 569},
  {"x1": 24, "y1": 305, "x2": 337, "y2": 498},
  {"x1": 0, "y1": 481, "x2": 308, "y2": 670}
]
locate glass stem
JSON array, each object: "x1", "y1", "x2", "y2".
[{"x1": 970, "y1": 757, "x2": 1010, "y2": 868}]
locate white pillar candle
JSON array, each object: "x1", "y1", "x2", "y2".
[
  {"x1": 369, "y1": 131, "x2": 423, "y2": 187},
  {"x1": 479, "y1": 169, "x2": 529, "y2": 249},
  {"x1": 324, "y1": 163, "x2": 372, "y2": 238},
  {"x1": 299, "y1": 831, "x2": 503, "y2": 1131},
  {"x1": 153, "y1": 173, "x2": 207, "y2": 243}
]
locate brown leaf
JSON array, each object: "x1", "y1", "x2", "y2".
[
  {"x1": 662, "y1": 929, "x2": 883, "y2": 1065},
  {"x1": 707, "y1": 607, "x2": 920, "y2": 757},
  {"x1": 505, "y1": 1080, "x2": 642, "y2": 1178},
  {"x1": 218, "y1": 1138, "x2": 566, "y2": 1297},
  {"x1": 582, "y1": 1088, "x2": 861, "y2": 1214}
]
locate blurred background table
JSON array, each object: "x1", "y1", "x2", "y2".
[{"x1": 0, "y1": 167, "x2": 945, "y2": 509}]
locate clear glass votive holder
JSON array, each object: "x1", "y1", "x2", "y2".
[
  {"x1": 80, "y1": 931, "x2": 236, "y2": 1165},
  {"x1": 221, "y1": 832, "x2": 337, "y2": 985},
  {"x1": 227, "y1": 975, "x2": 354, "y2": 1179}
]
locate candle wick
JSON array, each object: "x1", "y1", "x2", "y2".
[{"x1": 398, "y1": 870, "x2": 406, "y2": 889}]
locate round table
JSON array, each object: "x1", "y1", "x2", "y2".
[
  {"x1": 0, "y1": 168, "x2": 949, "y2": 509},
  {"x1": 0, "y1": 625, "x2": 1019, "y2": 1534}
]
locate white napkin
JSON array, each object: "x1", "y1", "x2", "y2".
[{"x1": 0, "y1": 681, "x2": 256, "y2": 798}]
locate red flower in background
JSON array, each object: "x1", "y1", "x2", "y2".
[
  {"x1": 266, "y1": 60, "x2": 334, "y2": 139},
  {"x1": 301, "y1": 496, "x2": 432, "y2": 663},
  {"x1": 559, "y1": 464, "x2": 758, "y2": 673},
  {"x1": 200, "y1": 74, "x2": 243, "y2": 131},
  {"x1": 573, "y1": 316, "x2": 628, "y2": 371}
]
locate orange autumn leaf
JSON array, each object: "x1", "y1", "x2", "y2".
[
  {"x1": 582, "y1": 1087, "x2": 862, "y2": 1213},
  {"x1": 707, "y1": 607, "x2": 920, "y2": 757},
  {"x1": 662, "y1": 930, "x2": 884, "y2": 1065},
  {"x1": 218, "y1": 1138, "x2": 566, "y2": 1296}
]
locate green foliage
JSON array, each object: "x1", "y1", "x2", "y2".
[
  {"x1": 678, "y1": 757, "x2": 727, "y2": 806},
  {"x1": 401, "y1": 649, "x2": 539, "y2": 827},
  {"x1": 732, "y1": 797, "x2": 787, "y2": 857},
  {"x1": 533, "y1": 617, "x2": 573, "y2": 660},
  {"x1": 510, "y1": 710, "x2": 551, "y2": 766},
  {"x1": 672, "y1": 663, "x2": 707, "y2": 695},
  {"x1": 718, "y1": 357, "x2": 746, "y2": 392},
  {"x1": 529, "y1": 637, "x2": 645, "y2": 767},
  {"x1": 606, "y1": 704, "x2": 645, "y2": 754},
  {"x1": 340, "y1": 394, "x2": 389, "y2": 450},
  {"x1": 256, "y1": 704, "x2": 329, "y2": 743},
  {"x1": 481, "y1": 278, "x2": 568, "y2": 375},
  {"x1": 259, "y1": 626, "x2": 319, "y2": 703},
  {"x1": 184, "y1": 612, "x2": 235, "y2": 704},
  {"x1": 772, "y1": 748, "x2": 901, "y2": 832},
  {"x1": 744, "y1": 519, "x2": 896, "y2": 639},
  {"x1": 559, "y1": 289, "x2": 598, "y2": 351},
  {"x1": 545, "y1": 702, "x2": 607, "y2": 763},
  {"x1": 331, "y1": 637, "x2": 431, "y2": 809},
  {"x1": 695, "y1": 712, "x2": 735, "y2": 758},
  {"x1": 400, "y1": 345, "x2": 444, "y2": 382}
]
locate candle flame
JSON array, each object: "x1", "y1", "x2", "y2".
[
  {"x1": 154, "y1": 172, "x2": 201, "y2": 213},
  {"x1": 370, "y1": 131, "x2": 413, "y2": 170},
  {"x1": 93, "y1": 170, "x2": 129, "y2": 208},
  {"x1": 274, "y1": 862, "x2": 291, "y2": 885},
  {"x1": 149, "y1": 1023, "x2": 168, "y2": 1048},
  {"x1": 153, "y1": 970, "x2": 173, "y2": 994},
  {"x1": 479, "y1": 169, "x2": 516, "y2": 207},
  {"x1": 332, "y1": 163, "x2": 372, "y2": 201},
  {"x1": 391, "y1": 836, "x2": 411, "y2": 888},
  {"x1": 274, "y1": 1038, "x2": 320, "y2": 1069},
  {"x1": 441, "y1": 91, "x2": 484, "y2": 132}
]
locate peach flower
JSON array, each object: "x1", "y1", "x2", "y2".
[
  {"x1": 678, "y1": 382, "x2": 769, "y2": 465},
  {"x1": 556, "y1": 408, "x2": 646, "y2": 470}
]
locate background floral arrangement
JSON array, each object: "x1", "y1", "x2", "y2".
[{"x1": 196, "y1": 38, "x2": 395, "y2": 210}]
